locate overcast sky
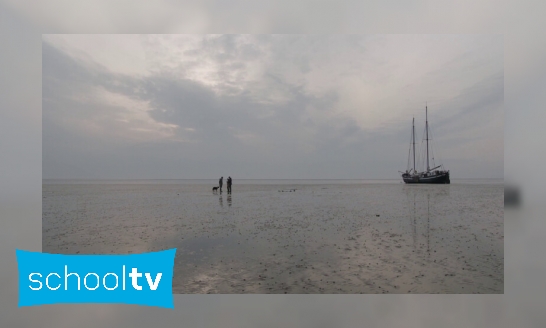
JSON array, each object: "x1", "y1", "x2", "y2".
[{"x1": 42, "y1": 34, "x2": 503, "y2": 179}]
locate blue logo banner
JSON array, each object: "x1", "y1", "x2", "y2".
[{"x1": 16, "y1": 249, "x2": 176, "y2": 308}]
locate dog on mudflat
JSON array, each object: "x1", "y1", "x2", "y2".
[{"x1": 212, "y1": 186, "x2": 219, "y2": 192}]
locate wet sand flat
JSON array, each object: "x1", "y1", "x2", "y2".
[{"x1": 42, "y1": 180, "x2": 503, "y2": 294}]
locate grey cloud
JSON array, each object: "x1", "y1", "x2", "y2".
[
  {"x1": 43, "y1": 37, "x2": 361, "y2": 177},
  {"x1": 42, "y1": 35, "x2": 503, "y2": 179}
]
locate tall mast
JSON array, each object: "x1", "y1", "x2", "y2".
[
  {"x1": 426, "y1": 104, "x2": 429, "y2": 172},
  {"x1": 412, "y1": 117, "x2": 416, "y2": 173}
]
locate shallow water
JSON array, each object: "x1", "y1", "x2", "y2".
[{"x1": 43, "y1": 179, "x2": 503, "y2": 294}]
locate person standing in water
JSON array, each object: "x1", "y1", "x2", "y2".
[
  {"x1": 227, "y1": 176, "x2": 232, "y2": 193},
  {"x1": 219, "y1": 176, "x2": 223, "y2": 193}
]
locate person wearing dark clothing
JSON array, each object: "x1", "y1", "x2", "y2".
[
  {"x1": 227, "y1": 176, "x2": 232, "y2": 193},
  {"x1": 219, "y1": 177, "x2": 223, "y2": 192}
]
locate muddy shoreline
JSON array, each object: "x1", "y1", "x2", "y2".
[{"x1": 43, "y1": 182, "x2": 504, "y2": 294}]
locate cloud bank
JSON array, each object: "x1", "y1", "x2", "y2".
[{"x1": 43, "y1": 34, "x2": 503, "y2": 179}]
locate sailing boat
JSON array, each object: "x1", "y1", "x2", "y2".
[{"x1": 401, "y1": 105, "x2": 450, "y2": 184}]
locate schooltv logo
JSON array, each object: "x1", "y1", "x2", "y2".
[{"x1": 16, "y1": 249, "x2": 176, "y2": 308}]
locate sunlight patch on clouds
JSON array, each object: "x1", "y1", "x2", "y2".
[
  {"x1": 72, "y1": 86, "x2": 180, "y2": 141},
  {"x1": 143, "y1": 35, "x2": 269, "y2": 97}
]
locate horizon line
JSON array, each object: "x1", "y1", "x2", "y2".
[{"x1": 42, "y1": 178, "x2": 504, "y2": 180}]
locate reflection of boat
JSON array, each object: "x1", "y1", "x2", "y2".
[
  {"x1": 406, "y1": 189, "x2": 432, "y2": 257},
  {"x1": 401, "y1": 105, "x2": 450, "y2": 184}
]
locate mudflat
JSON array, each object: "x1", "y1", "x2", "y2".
[{"x1": 43, "y1": 180, "x2": 503, "y2": 294}]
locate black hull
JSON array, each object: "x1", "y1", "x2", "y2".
[{"x1": 402, "y1": 172, "x2": 450, "y2": 184}]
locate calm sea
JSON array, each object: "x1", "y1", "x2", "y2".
[{"x1": 43, "y1": 179, "x2": 503, "y2": 294}]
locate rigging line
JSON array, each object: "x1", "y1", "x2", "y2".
[
  {"x1": 418, "y1": 138, "x2": 425, "y2": 173},
  {"x1": 425, "y1": 122, "x2": 438, "y2": 170},
  {"x1": 419, "y1": 125, "x2": 427, "y2": 172},
  {"x1": 412, "y1": 118, "x2": 415, "y2": 172},
  {"x1": 429, "y1": 125, "x2": 435, "y2": 169},
  {"x1": 432, "y1": 125, "x2": 444, "y2": 169},
  {"x1": 407, "y1": 121, "x2": 414, "y2": 171},
  {"x1": 429, "y1": 124, "x2": 443, "y2": 170},
  {"x1": 406, "y1": 142, "x2": 411, "y2": 170},
  {"x1": 432, "y1": 127, "x2": 437, "y2": 168}
]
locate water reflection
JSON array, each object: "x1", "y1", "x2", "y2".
[
  {"x1": 219, "y1": 194, "x2": 223, "y2": 207},
  {"x1": 407, "y1": 188, "x2": 432, "y2": 259},
  {"x1": 426, "y1": 193, "x2": 430, "y2": 257},
  {"x1": 412, "y1": 191, "x2": 417, "y2": 250},
  {"x1": 45, "y1": 182, "x2": 502, "y2": 294},
  {"x1": 398, "y1": 184, "x2": 503, "y2": 293}
]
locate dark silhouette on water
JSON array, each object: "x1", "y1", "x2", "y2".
[
  {"x1": 227, "y1": 176, "x2": 232, "y2": 194},
  {"x1": 401, "y1": 105, "x2": 450, "y2": 184},
  {"x1": 219, "y1": 176, "x2": 223, "y2": 193}
]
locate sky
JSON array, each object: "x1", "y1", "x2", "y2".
[{"x1": 42, "y1": 34, "x2": 503, "y2": 179}]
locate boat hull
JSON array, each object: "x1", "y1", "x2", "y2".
[{"x1": 402, "y1": 172, "x2": 450, "y2": 184}]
